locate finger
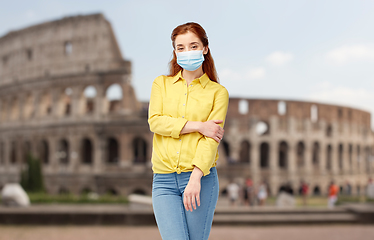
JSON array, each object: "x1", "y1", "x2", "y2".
[
  {"x1": 213, "y1": 120, "x2": 223, "y2": 124},
  {"x1": 192, "y1": 196, "x2": 197, "y2": 210},
  {"x1": 196, "y1": 194, "x2": 200, "y2": 207},
  {"x1": 184, "y1": 195, "x2": 189, "y2": 211}
]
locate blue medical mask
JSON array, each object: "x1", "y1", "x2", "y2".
[{"x1": 176, "y1": 49, "x2": 205, "y2": 71}]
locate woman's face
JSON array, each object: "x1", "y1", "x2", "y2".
[{"x1": 174, "y1": 31, "x2": 208, "y2": 54}]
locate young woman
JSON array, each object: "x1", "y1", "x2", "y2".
[{"x1": 148, "y1": 22, "x2": 229, "y2": 240}]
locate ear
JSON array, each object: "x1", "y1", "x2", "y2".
[{"x1": 203, "y1": 46, "x2": 209, "y2": 55}]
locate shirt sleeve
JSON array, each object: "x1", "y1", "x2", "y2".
[
  {"x1": 148, "y1": 76, "x2": 188, "y2": 138},
  {"x1": 191, "y1": 87, "x2": 229, "y2": 176}
]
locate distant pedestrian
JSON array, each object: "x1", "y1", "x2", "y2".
[
  {"x1": 328, "y1": 181, "x2": 339, "y2": 208},
  {"x1": 367, "y1": 178, "x2": 374, "y2": 199},
  {"x1": 300, "y1": 181, "x2": 309, "y2": 206},
  {"x1": 244, "y1": 177, "x2": 254, "y2": 206},
  {"x1": 227, "y1": 180, "x2": 240, "y2": 207},
  {"x1": 257, "y1": 181, "x2": 268, "y2": 206}
]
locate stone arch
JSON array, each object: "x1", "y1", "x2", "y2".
[
  {"x1": 260, "y1": 142, "x2": 269, "y2": 168},
  {"x1": 278, "y1": 141, "x2": 288, "y2": 169},
  {"x1": 58, "y1": 139, "x2": 69, "y2": 164},
  {"x1": 278, "y1": 101, "x2": 287, "y2": 115},
  {"x1": 239, "y1": 140, "x2": 250, "y2": 164},
  {"x1": 238, "y1": 99, "x2": 249, "y2": 115},
  {"x1": 107, "y1": 137, "x2": 119, "y2": 163},
  {"x1": 81, "y1": 138, "x2": 93, "y2": 164},
  {"x1": 58, "y1": 87, "x2": 73, "y2": 117},
  {"x1": 313, "y1": 186, "x2": 321, "y2": 196},
  {"x1": 312, "y1": 141, "x2": 320, "y2": 168},
  {"x1": 83, "y1": 85, "x2": 97, "y2": 114},
  {"x1": 38, "y1": 140, "x2": 49, "y2": 164},
  {"x1": 133, "y1": 137, "x2": 147, "y2": 164},
  {"x1": 326, "y1": 144, "x2": 332, "y2": 171},
  {"x1": 296, "y1": 141, "x2": 305, "y2": 168},
  {"x1": 338, "y1": 144, "x2": 344, "y2": 171},
  {"x1": 105, "y1": 83, "x2": 123, "y2": 113},
  {"x1": 310, "y1": 105, "x2": 318, "y2": 122}
]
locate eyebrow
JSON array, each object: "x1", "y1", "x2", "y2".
[{"x1": 176, "y1": 42, "x2": 200, "y2": 47}]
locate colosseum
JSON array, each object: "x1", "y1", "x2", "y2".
[{"x1": 0, "y1": 13, "x2": 373, "y2": 198}]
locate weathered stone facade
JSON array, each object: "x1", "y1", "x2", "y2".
[{"x1": 0, "y1": 13, "x2": 373, "y2": 197}]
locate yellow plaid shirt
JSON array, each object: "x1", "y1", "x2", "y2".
[{"x1": 148, "y1": 70, "x2": 229, "y2": 176}]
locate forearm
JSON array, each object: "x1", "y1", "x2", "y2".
[
  {"x1": 180, "y1": 121, "x2": 202, "y2": 135},
  {"x1": 189, "y1": 166, "x2": 203, "y2": 182}
]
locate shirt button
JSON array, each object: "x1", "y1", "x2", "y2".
[
  {"x1": 179, "y1": 139, "x2": 181, "y2": 141},
  {"x1": 177, "y1": 151, "x2": 179, "y2": 154},
  {"x1": 182, "y1": 116, "x2": 184, "y2": 118},
  {"x1": 190, "y1": 84, "x2": 193, "y2": 86},
  {"x1": 185, "y1": 93, "x2": 187, "y2": 95},
  {"x1": 176, "y1": 168, "x2": 181, "y2": 174},
  {"x1": 183, "y1": 104, "x2": 185, "y2": 106}
]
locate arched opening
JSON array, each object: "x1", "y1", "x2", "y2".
[
  {"x1": 106, "y1": 84, "x2": 123, "y2": 113},
  {"x1": 58, "y1": 139, "x2": 69, "y2": 164},
  {"x1": 39, "y1": 92, "x2": 52, "y2": 117},
  {"x1": 278, "y1": 101, "x2": 287, "y2": 115},
  {"x1": 260, "y1": 142, "x2": 269, "y2": 168},
  {"x1": 0, "y1": 142, "x2": 4, "y2": 165},
  {"x1": 23, "y1": 94, "x2": 34, "y2": 119},
  {"x1": 81, "y1": 138, "x2": 93, "y2": 164},
  {"x1": 296, "y1": 141, "x2": 305, "y2": 168},
  {"x1": 221, "y1": 140, "x2": 232, "y2": 163},
  {"x1": 107, "y1": 188, "x2": 118, "y2": 196},
  {"x1": 59, "y1": 187, "x2": 70, "y2": 195},
  {"x1": 133, "y1": 189, "x2": 147, "y2": 195},
  {"x1": 10, "y1": 97, "x2": 19, "y2": 121},
  {"x1": 238, "y1": 99, "x2": 249, "y2": 115},
  {"x1": 39, "y1": 140, "x2": 49, "y2": 164},
  {"x1": 10, "y1": 141, "x2": 16, "y2": 164},
  {"x1": 278, "y1": 141, "x2": 288, "y2": 169},
  {"x1": 133, "y1": 137, "x2": 147, "y2": 164},
  {"x1": 23, "y1": 141, "x2": 31, "y2": 163},
  {"x1": 312, "y1": 142, "x2": 320, "y2": 168},
  {"x1": 365, "y1": 147, "x2": 371, "y2": 174},
  {"x1": 326, "y1": 144, "x2": 332, "y2": 171},
  {"x1": 239, "y1": 140, "x2": 250, "y2": 164},
  {"x1": 107, "y1": 137, "x2": 119, "y2": 163},
  {"x1": 313, "y1": 186, "x2": 321, "y2": 196},
  {"x1": 349, "y1": 144, "x2": 353, "y2": 173},
  {"x1": 256, "y1": 121, "x2": 270, "y2": 136},
  {"x1": 83, "y1": 85, "x2": 97, "y2": 114},
  {"x1": 311, "y1": 105, "x2": 318, "y2": 122},
  {"x1": 81, "y1": 187, "x2": 92, "y2": 195},
  {"x1": 62, "y1": 88, "x2": 72, "y2": 116},
  {"x1": 338, "y1": 144, "x2": 344, "y2": 171},
  {"x1": 356, "y1": 145, "x2": 361, "y2": 172},
  {"x1": 326, "y1": 125, "x2": 332, "y2": 137}
]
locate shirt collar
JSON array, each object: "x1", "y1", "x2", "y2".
[{"x1": 172, "y1": 70, "x2": 210, "y2": 88}]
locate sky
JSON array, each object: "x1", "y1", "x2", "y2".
[{"x1": 1, "y1": 0, "x2": 374, "y2": 129}]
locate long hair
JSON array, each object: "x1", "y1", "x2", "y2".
[{"x1": 168, "y1": 22, "x2": 219, "y2": 83}]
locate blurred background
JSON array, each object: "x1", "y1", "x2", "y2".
[{"x1": 0, "y1": 1, "x2": 374, "y2": 239}]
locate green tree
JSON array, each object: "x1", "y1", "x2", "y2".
[{"x1": 20, "y1": 153, "x2": 45, "y2": 193}]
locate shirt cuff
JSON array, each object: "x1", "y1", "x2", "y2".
[
  {"x1": 191, "y1": 161, "x2": 211, "y2": 176},
  {"x1": 171, "y1": 118, "x2": 188, "y2": 138}
]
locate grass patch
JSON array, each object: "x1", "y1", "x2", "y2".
[{"x1": 26, "y1": 192, "x2": 129, "y2": 204}]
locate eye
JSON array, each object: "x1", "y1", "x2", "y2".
[
  {"x1": 192, "y1": 45, "x2": 197, "y2": 49},
  {"x1": 177, "y1": 47, "x2": 184, "y2": 51}
]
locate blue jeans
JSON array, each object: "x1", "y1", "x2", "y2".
[{"x1": 152, "y1": 167, "x2": 219, "y2": 240}]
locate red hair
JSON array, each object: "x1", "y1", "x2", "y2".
[{"x1": 168, "y1": 22, "x2": 219, "y2": 83}]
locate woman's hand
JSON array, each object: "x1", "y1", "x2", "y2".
[
  {"x1": 199, "y1": 120, "x2": 224, "y2": 143},
  {"x1": 183, "y1": 167, "x2": 203, "y2": 212}
]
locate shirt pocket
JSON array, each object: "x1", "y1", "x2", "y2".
[
  {"x1": 188, "y1": 99, "x2": 213, "y2": 121},
  {"x1": 163, "y1": 97, "x2": 179, "y2": 117}
]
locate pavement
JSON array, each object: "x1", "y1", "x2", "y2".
[{"x1": 1, "y1": 225, "x2": 374, "y2": 240}]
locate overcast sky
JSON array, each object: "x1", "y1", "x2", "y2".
[{"x1": 1, "y1": 0, "x2": 374, "y2": 129}]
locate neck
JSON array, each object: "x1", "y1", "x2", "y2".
[{"x1": 181, "y1": 67, "x2": 204, "y2": 85}]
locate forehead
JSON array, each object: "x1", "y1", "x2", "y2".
[{"x1": 174, "y1": 31, "x2": 202, "y2": 45}]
